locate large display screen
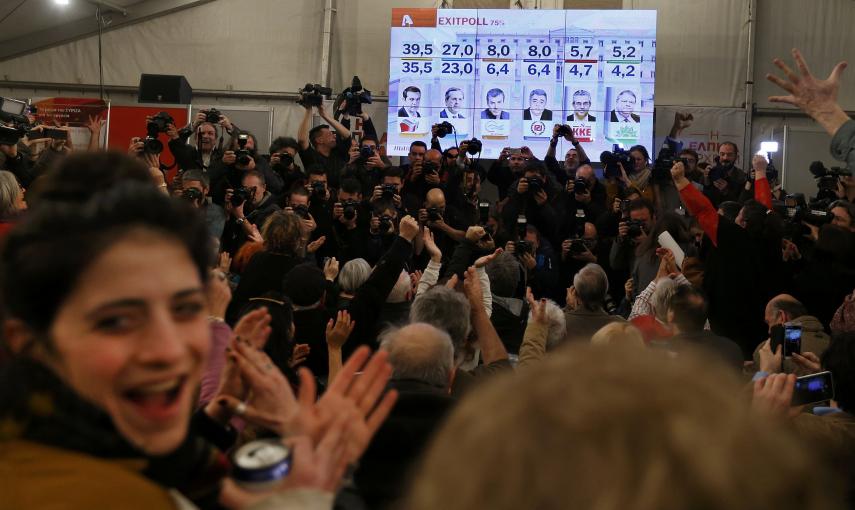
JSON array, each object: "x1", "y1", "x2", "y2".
[{"x1": 386, "y1": 8, "x2": 657, "y2": 159}]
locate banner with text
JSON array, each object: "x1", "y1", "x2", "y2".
[{"x1": 654, "y1": 106, "x2": 745, "y2": 167}]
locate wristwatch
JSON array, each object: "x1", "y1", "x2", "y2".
[{"x1": 236, "y1": 217, "x2": 246, "y2": 225}]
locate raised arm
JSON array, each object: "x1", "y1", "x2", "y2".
[
  {"x1": 673, "y1": 161, "x2": 720, "y2": 246},
  {"x1": 463, "y1": 266, "x2": 508, "y2": 364},
  {"x1": 751, "y1": 154, "x2": 773, "y2": 210},
  {"x1": 319, "y1": 103, "x2": 351, "y2": 140},
  {"x1": 297, "y1": 106, "x2": 312, "y2": 151}
]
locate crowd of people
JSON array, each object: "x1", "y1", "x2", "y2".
[{"x1": 1, "y1": 49, "x2": 855, "y2": 509}]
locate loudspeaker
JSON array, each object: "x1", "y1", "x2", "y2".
[{"x1": 138, "y1": 74, "x2": 193, "y2": 104}]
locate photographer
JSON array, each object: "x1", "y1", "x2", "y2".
[
  {"x1": 402, "y1": 149, "x2": 441, "y2": 215},
  {"x1": 487, "y1": 146, "x2": 533, "y2": 201},
  {"x1": 221, "y1": 170, "x2": 281, "y2": 256},
  {"x1": 504, "y1": 224, "x2": 560, "y2": 303},
  {"x1": 0, "y1": 136, "x2": 35, "y2": 188},
  {"x1": 559, "y1": 222, "x2": 611, "y2": 302},
  {"x1": 127, "y1": 136, "x2": 167, "y2": 193},
  {"x1": 180, "y1": 169, "x2": 226, "y2": 239},
  {"x1": 500, "y1": 161, "x2": 560, "y2": 241},
  {"x1": 544, "y1": 124, "x2": 591, "y2": 187},
  {"x1": 297, "y1": 102, "x2": 351, "y2": 190},
  {"x1": 418, "y1": 188, "x2": 467, "y2": 264},
  {"x1": 333, "y1": 177, "x2": 372, "y2": 263},
  {"x1": 209, "y1": 130, "x2": 281, "y2": 206},
  {"x1": 609, "y1": 198, "x2": 656, "y2": 294},
  {"x1": 344, "y1": 136, "x2": 388, "y2": 197},
  {"x1": 830, "y1": 200, "x2": 855, "y2": 232},
  {"x1": 305, "y1": 166, "x2": 338, "y2": 261},
  {"x1": 400, "y1": 140, "x2": 427, "y2": 181},
  {"x1": 371, "y1": 166, "x2": 405, "y2": 212},
  {"x1": 555, "y1": 163, "x2": 607, "y2": 244},
  {"x1": 167, "y1": 109, "x2": 234, "y2": 172},
  {"x1": 268, "y1": 136, "x2": 305, "y2": 197},
  {"x1": 365, "y1": 199, "x2": 401, "y2": 265}
]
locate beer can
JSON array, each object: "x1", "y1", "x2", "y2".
[{"x1": 231, "y1": 439, "x2": 291, "y2": 491}]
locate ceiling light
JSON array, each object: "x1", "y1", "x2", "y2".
[{"x1": 54, "y1": 0, "x2": 70, "y2": 5}]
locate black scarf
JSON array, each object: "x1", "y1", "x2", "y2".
[{"x1": 0, "y1": 358, "x2": 226, "y2": 506}]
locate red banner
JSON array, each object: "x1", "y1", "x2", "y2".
[
  {"x1": 31, "y1": 97, "x2": 109, "y2": 151},
  {"x1": 107, "y1": 105, "x2": 189, "y2": 182}
]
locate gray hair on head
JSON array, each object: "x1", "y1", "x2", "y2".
[
  {"x1": 486, "y1": 252, "x2": 521, "y2": 298},
  {"x1": 0, "y1": 171, "x2": 22, "y2": 218},
  {"x1": 651, "y1": 278, "x2": 682, "y2": 323},
  {"x1": 409, "y1": 286, "x2": 471, "y2": 352},
  {"x1": 339, "y1": 258, "x2": 371, "y2": 293},
  {"x1": 528, "y1": 299, "x2": 566, "y2": 350},
  {"x1": 379, "y1": 323, "x2": 454, "y2": 388},
  {"x1": 572, "y1": 263, "x2": 609, "y2": 311}
]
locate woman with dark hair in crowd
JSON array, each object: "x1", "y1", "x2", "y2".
[
  {"x1": 0, "y1": 154, "x2": 397, "y2": 508},
  {"x1": 0, "y1": 170, "x2": 26, "y2": 237},
  {"x1": 631, "y1": 211, "x2": 696, "y2": 298},
  {"x1": 671, "y1": 154, "x2": 785, "y2": 359},
  {"x1": 226, "y1": 210, "x2": 303, "y2": 324},
  {"x1": 618, "y1": 144, "x2": 655, "y2": 204}
]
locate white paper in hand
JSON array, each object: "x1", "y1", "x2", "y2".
[{"x1": 657, "y1": 231, "x2": 685, "y2": 269}]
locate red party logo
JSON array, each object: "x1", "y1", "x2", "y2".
[{"x1": 530, "y1": 121, "x2": 545, "y2": 135}]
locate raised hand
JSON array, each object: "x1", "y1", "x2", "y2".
[{"x1": 326, "y1": 310, "x2": 356, "y2": 351}]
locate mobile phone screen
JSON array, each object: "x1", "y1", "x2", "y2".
[
  {"x1": 792, "y1": 371, "x2": 834, "y2": 406},
  {"x1": 784, "y1": 325, "x2": 802, "y2": 356}
]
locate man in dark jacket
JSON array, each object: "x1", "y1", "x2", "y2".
[
  {"x1": 666, "y1": 285, "x2": 743, "y2": 370},
  {"x1": 220, "y1": 170, "x2": 280, "y2": 256}
]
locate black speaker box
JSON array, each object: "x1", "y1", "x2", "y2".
[{"x1": 138, "y1": 74, "x2": 192, "y2": 104}]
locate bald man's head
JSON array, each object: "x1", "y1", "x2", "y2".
[
  {"x1": 379, "y1": 323, "x2": 455, "y2": 389},
  {"x1": 425, "y1": 188, "x2": 446, "y2": 209},
  {"x1": 425, "y1": 149, "x2": 443, "y2": 166},
  {"x1": 764, "y1": 294, "x2": 809, "y2": 330}
]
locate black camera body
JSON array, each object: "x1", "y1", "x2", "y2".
[
  {"x1": 515, "y1": 240, "x2": 533, "y2": 256},
  {"x1": 230, "y1": 186, "x2": 256, "y2": 207},
  {"x1": 341, "y1": 76, "x2": 372, "y2": 116},
  {"x1": 292, "y1": 204, "x2": 309, "y2": 219},
  {"x1": 653, "y1": 145, "x2": 689, "y2": 184},
  {"x1": 555, "y1": 124, "x2": 573, "y2": 138},
  {"x1": 0, "y1": 124, "x2": 26, "y2": 146},
  {"x1": 810, "y1": 161, "x2": 851, "y2": 203},
  {"x1": 568, "y1": 238, "x2": 587, "y2": 255},
  {"x1": 463, "y1": 137, "x2": 482, "y2": 155},
  {"x1": 626, "y1": 218, "x2": 647, "y2": 238},
  {"x1": 381, "y1": 183, "x2": 398, "y2": 198},
  {"x1": 378, "y1": 214, "x2": 394, "y2": 233},
  {"x1": 310, "y1": 181, "x2": 326, "y2": 197},
  {"x1": 573, "y1": 177, "x2": 588, "y2": 194},
  {"x1": 358, "y1": 145, "x2": 375, "y2": 164},
  {"x1": 280, "y1": 152, "x2": 294, "y2": 168},
  {"x1": 181, "y1": 187, "x2": 204, "y2": 203},
  {"x1": 600, "y1": 145, "x2": 634, "y2": 180},
  {"x1": 143, "y1": 111, "x2": 175, "y2": 155},
  {"x1": 427, "y1": 207, "x2": 442, "y2": 222},
  {"x1": 434, "y1": 121, "x2": 455, "y2": 138},
  {"x1": 202, "y1": 108, "x2": 222, "y2": 124},
  {"x1": 235, "y1": 134, "x2": 251, "y2": 165},
  {"x1": 422, "y1": 160, "x2": 439, "y2": 177},
  {"x1": 298, "y1": 83, "x2": 333, "y2": 108},
  {"x1": 525, "y1": 177, "x2": 543, "y2": 195},
  {"x1": 341, "y1": 200, "x2": 359, "y2": 220}
]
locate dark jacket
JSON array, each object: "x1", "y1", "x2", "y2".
[
  {"x1": 490, "y1": 296, "x2": 529, "y2": 354},
  {"x1": 219, "y1": 193, "x2": 281, "y2": 256},
  {"x1": 354, "y1": 379, "x2": 455, "y2": 509},
  {"x1": 669, "y1": 330, "x2": 744, "y2": 370},
  {"x1": 564, "y1": 308, "x2": 625, "y2": 343},
  {"x1": 226, "y1": 252, "x2": 300, "y2": 325}
]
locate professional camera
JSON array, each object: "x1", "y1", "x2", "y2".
[
  {"x1": 809, "y1": 161, "x2": 851, "y2": 204},
  {"x1": 626, "y1": 218, "x2": 647, "y2": 238},
  {"x1": 422, "y1": 160, "x2": 439, "y2": 177},
  {"x1": 181, "y1": 187, "x2": 204, "y2": 203},
  {"x1": 652, "y1": 144, "x2": 690, "y2": 184},
  {"x1": 235, "y1": 134, "x2": 252, "y2": 165},
  {"x1": 341, "y1": 200, "x2": 359, "y2": 221},
  {"x1": 775, "y1": 193, "x2": 833, "y2": 240},
  {"x1": 310, "y1": 181, "x2": 326, "y2": 198},
  {"x1": 381, "y1": 183, "x2": 398, "y2": 198},
  {"x1": 427, "y1": 207, "x2": 442, "y2": 222},
  {"x1": 275, "y1": 152, "x2": 294, "y2": 168},
  {"x1": 555, "y1": 124, "x2": 573, "y2": 139},
  {"x1": 298, "y1": 83, "x2": 333, "y2": 108},
  {"x1": 524, "y1": 177, "x2": 543, "y2": 194},
  {"x1": 230, "y1": 186, "x2": 255, "y2": 207},
  {"x1": 143, "y1": 111, "x2": 175, "y2": 154},
  {"x1": 202, "y1": 108, "x2": 222, "y2": 124},
  {"x1": 292, "y1": 204, "x2": 310, "y2": 219},
  {"x1": 340, "y1": 76, "x2": 372, "y2": 116},
  {"x1": 378, "y1": 214, "x2": 394, "y2": 233},
  {"x1": 357, "y1": 144, "x2": 375, "y2": 164},
  {"x1": 600, "y1": 145, "x2": 633, "y2": 180},
  {"x1": 462, "y1": 137, "x2": 482, "y2": 155},
  {"x1": 0, "y1": 124, "x2": 26, "y2": 146},
  {"x1": 573, "y1": 177, "x2": 588, "y2": 194},
  {"x1": 0, "y1": 97, "x2": 31, "y2": 127},
  {"x1": 434, "y1": 121, "x2": 455, "y2": 138}
]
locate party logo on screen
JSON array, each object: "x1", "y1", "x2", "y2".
[
  {"x1": 530, "y1": 121, "x2": 546, "y2": 136},
  {"x1": 392, "y1": 8, "x2": 436, "y2": 28}
]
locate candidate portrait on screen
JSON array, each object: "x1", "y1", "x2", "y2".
[
  {"x1": 398, "y1": 86, "x2": 422, "y2": 118},
  {"x1": 567, "y1": 89, "x2": 596, "y2": 122},
  {"x1": 523, "y1": 88, "x2": 552, "y2": 121},
  {"x1": 440, "y1": 87, "x2": 466, "y2": 119},
  {"x1": 610, "y1": 89, "x2": 640, "y2": 123},
  {"x1": 480, "y1": 88, "x2": 510, "y2": 120}
]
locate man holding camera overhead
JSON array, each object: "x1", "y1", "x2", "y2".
[
  {"x1": 167, "y1": 109, "x2": 235, "y2": 173},
  {"x1": 297, "y1": 99, "x2": 352, "y2": 191}
]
